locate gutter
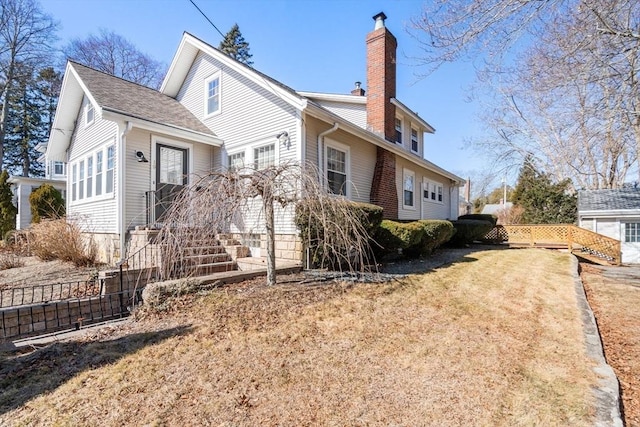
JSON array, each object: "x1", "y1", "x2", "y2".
[{"x1": 317, "y1": 123, "x2": 339, "y2": 182}]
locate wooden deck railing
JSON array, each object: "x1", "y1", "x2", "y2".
[{"x1": 483, "y1": 224, "x2": 621, "y2": 265}]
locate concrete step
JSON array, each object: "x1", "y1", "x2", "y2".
[
  {"x1": 181, "y1": 245, "x2": 227, "y2": 256},
  {"x1": 182, "y1": 253, "x2": 233, "y2": 265},
  {"x1": 192, "y1": 261, "x2": 237, "y2": 274}
]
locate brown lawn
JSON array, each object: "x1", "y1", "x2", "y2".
[
  {"x1": 581, "y1": 263, "x2": 640, "y2": 427},
  {"x1": 0, "y1": 249, "x2": 597, "y2": 426}
]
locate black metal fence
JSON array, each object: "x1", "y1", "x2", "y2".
[
  {"x1": 0, "y1": 287, "x2": 143, "y2": 340},
  {"x1": 0, "y1": 279, "x2": 103, "y2": 308}
]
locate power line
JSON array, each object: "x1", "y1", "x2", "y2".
[{"x1": 188, "y1": 0, "x2": 225, "y2": 39}]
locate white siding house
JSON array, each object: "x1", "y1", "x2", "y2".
[
  {"x1": 578, "y1": 188, "x2": 640, "y2": 264},
  {"x1": 46, "y1": 12, "x2": 464, "y2": 265}
]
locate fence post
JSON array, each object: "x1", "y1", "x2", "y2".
[{"x1": 567, "y1": 225, "x2": 573, "y2": 251}]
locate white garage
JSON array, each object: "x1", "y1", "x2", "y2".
[{"x1": 578, "y1": 188, "x2": 640, "y2": 264}]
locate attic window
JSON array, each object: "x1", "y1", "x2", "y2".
[
  {"x1": 205, "y1": 72, "x2": 221, "y2": 116},
  {"x1": 395, "y1": 118, "x2": 402, "y2": 144},
  {"x1": 85, "y1": 103, "x2": 95, "y2": 126},
  {"x1": 411, "y1": 128, "x2": 419, "y2": 153}
]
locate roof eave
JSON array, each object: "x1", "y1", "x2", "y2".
[
  {"x1": 391, "y1": 98, "x2": 435, "y2": 133},
  {"x1": 102, "y1": 109, "x2": 223, "y2": 146},
  {"x1": 305, "y1": 103, "x2": 464, "y2": 184}
]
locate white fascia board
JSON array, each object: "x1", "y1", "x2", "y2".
[
  {"x1": 391, "y1": 98, "x2": 435, "y2": 133},
  {"x1": 306, "y1": 103, "x2": 464, "y2": 185},
  {"x1": 164, "y1": 33, "x2": 306, "y2": 111},
  {"x1": 579, "y1": 209, "x2": 640, "y2": 218},
  {"x1": 8, "y1": 176, "x2": 66, "y2": 186},
  {"x1": 160, "y1": 33, "x2": 199, "y2": 96},
  {"x1": 102, "y1": 109, "x2": 223, "y2": 146},
  {"x1": 298, "y1": 91, "x2": 367, "y2": 104}
]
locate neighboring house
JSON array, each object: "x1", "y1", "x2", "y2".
[
  {"x1": 9, "y1": 176, "x2": 66, "y2": 230},
  {"x1": 481, "y1": 202, "x2": 513, "y2": 216},
  {"x1": 9, "y1": 143, "x2": 67, "y2": 230},
  {"x1": 578, "y1": 188, "x2": 640, "y2": 264},
  {"x1": 45, "y1": 12, "x2": 464, "y2": 264}
]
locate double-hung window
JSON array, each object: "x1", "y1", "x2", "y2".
[
  {"x1": 71, "y1": 164, "x2": 77, "y2": 201},
  {"x1": 326, "y1": 146, "x2": 347, "y2": 196},
  {"x1": 254, "y1": 144, "x2": 275, "y2": 170},
  {"x1": 424, "y1": 180, "x2": 444, "y2": 204},
  {"x1": 78, "y1": 160, "x2": 85, "y2": 200},
  {"x1": 86, "y1": 157, "x2": 93, "y2": 198},
  {"x1": 53, "y1": 161, "x2": 65, "y2": 176},
  {"x1": 106, "y1": 145, "x2": 115, "y2": 194},
  {"x1": 411, "y1": 128, "x2": 419, "y2": 153},
  {"x1": 85, "y1": 103, "x2": 94, "y2": 126},
  {"x1": 205, "y1": 72, "x2": 221, "y2": 116},
  {"x1": 95, "y1": 151, "x2": 103, "y2": 196},
  {"x1": 403, "y1": 169, "x2": 415, "y2": 208},
  {"x1": 228, "y1": 152, "x2": 245, "y2": 172},
  {"x1": 625, "y1": 223, "x2": 640, "y2": 242},
  {"x1": 395, "y1": 118, "x2": 402, "y2": 144}
]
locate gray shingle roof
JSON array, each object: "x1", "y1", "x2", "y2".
[
  {"x1": 71, "y1": 61, "x2": 214, "y2": 136},
  {"x1": 578, "y1": 188, "x2": 640, "y2": 211}
]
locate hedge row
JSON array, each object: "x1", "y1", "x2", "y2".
[{"x1": 374, "y1": 219, "x2": 455, "y2": 258}]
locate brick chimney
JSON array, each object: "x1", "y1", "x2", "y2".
[
  {"x1": 367, "y1": 12, "x2": 398, "y2": 219},
  {"x1": 351, "y1": 81, "x2": 365, "y2": 96}
]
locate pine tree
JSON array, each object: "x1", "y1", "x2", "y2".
[
  {"x1": 3, "y1": 63, "x2": 46, "y2": 177},
  {"x1": 0, "y1": 170, "x2": 17, "y2": 237},
  {"x1": 512, "y1": 156, "x2": 577, "y2": 224},
  {"x1": 218, "y1": 24, "x2": 253, "y2": 66}
]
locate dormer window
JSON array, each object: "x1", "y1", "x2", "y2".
[
  {"x1": 205, "y1": 72, "x2": 221, "y2": 117},
  {"x1": 85, "y1": 103, "x2": 95, "y2": 126},
  {"x1": 411, "y1": 128, "x2": 419, "y2": 153},
  {"x1": 395, "y1": 118, "x2": 402, "y2": 144}
]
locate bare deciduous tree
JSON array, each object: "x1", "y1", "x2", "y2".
[
  {"x1": 410, "y1": 0, "x2": 640, "y2": 188},
  {"x1": 156, "y1": 162, "x2": 376, "y2": 285},
  {"x1": 0, "y1": 0, "x2": 57, "y2": 171},
  {"x1": 65, "y1": 29, "x2": 165, "y2": 89}
]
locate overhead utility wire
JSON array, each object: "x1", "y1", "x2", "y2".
[{"x1": 188, "y1": 0, "x2": 226, "y2": 38}]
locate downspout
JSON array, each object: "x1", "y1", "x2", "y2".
[
  {"x1": 118, "y1": 121, "x2": 133, "y2": 262},
  {"x1": 317, "y1": 122, "x2": 339, "y2": 182}
]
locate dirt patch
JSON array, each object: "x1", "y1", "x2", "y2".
[
  {"x1": 581, "y1": 263, "x2": 640, "y2": 427},
  {"x1": 0, "y1": 249, "x2": 597, "y2": 426}
]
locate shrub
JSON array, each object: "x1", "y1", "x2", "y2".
[
  {"x1": 0, "y1": 170, "x2": 16, "y2": 239},
  {"x1": 375, "y1": 219, "x2": 455, "y2": 258},
  {"x1": 29, "y1": 184, "x2": 65, "y2": 224},
  {"x1": 458, "y1": 214, "x2": 497, "y2": 226},
  {"x1": 29, "y1": 218, "x2": 97, "y2": 266},
  {"x1": 295, "y1": 200, "x2": 383, "y2": 269},
  {"x1": 0, "y1": 253, "x2": 24, "y2": 270},
  {"x1": 447, "y1": 219, "x2": 494, "y2": 247}
]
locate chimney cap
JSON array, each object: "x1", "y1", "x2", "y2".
[
  {"x1": 354, "y1": 81, "x2": 361, "y2": 89},
  {"x1": 372, "y1": 12, "x2": 387, "y2": 30}
]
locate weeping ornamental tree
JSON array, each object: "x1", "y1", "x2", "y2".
[{"x1": 156, "y1": 162, "x2": 376, "y2": 285}]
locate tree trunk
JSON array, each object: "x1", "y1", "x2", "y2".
[
  {"x1": 0, "y1": 58, "x2": 16, "y2": 172},
  {"x1": 262, "y1": 183, "x2": 276, "y2": 286}
]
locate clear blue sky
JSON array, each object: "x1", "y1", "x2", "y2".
[{"x1": 41, "y1": 0, "x2": 487, "y2": 180}]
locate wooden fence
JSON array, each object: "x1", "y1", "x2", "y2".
[{"x1": 483, "y1": 224, "x2": 621, "y2": 265}]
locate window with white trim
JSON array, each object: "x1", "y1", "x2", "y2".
[
  {"x1": 403, "y1": 169, "x2": 415, "y2": 208},
  {"x1": 106, "y1": 145, "x2": 114, "y2": 194},
  {"x1": 254, "y1": 144, "x2": 275, "y2": 170},
  {"x1": 625, "y1": 222, "x2": 640, "y2": 242},
  {"x1": 228, "y1": 152, "x2": 245, "y2": 172},
  {"x1": 424, "y1": 180, "x2": 444, "y2": 204},
  {"x1": 95, "y1": 151, "x2": 103, "y2": 196},
  {"x1": 86, "y1": 157, "x2": 93, "y2": 198},
  {"x1": 78, "y1": 160, "x2": 85, "y2": 200},
  {"x1": 85, "y1": 103, "x2": 94, "y2": 126},
  {"x1": 411, "y1": 128, "x2": 419, "y2": 153},
  {"x1": 395, "y1": 118, "x2": 402, "y2": 144},
  {"x1": 326, "y1": 145, "x2": 348, "y2": 196},
  {"x1": 205, "y1": 72, "x2": 221, "y2": 116},
  {"x1": 71, "y1": 164, "x2": 77, "y2": 201},
  {"x1": 53, "y1": 161, "x2": 65, "y2": 176}
]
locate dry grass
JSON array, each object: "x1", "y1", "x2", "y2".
[
  {"x1": 28, "y1": 219, "x2": 97, "y2": 267},
  {"x1": 581, "y1": 264, "x2": 640, "y2": 427},
  {"x1": 0, "y1": 253, "x2": 24, "y2": 271},
  {"x1": 0, "y1": 249, "x2": 596, "y2": 426}
]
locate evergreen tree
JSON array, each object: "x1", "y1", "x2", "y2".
[
  {"x1": 512, "y1": 156, "x2": 577, "y2": 224},
  {"x1": 29, "y1": 183, "x2": 65, "y2": 223},
  {"x1": 0, "y1": 170, "x2": 16, "y2": 237},
  {"x1": 218, "y1": 24, "x2": 253, "y2": 66},
  {"x1": 3, "y1": 62, "x2": 46, "y2": 177}
]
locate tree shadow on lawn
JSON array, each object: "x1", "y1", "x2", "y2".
[
  {"x1": 0, "y1": 324, "x2": 192, "y2": 416},
  {"x1": 379, "y1": 244, "x2": 507, "y2": 275}
]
